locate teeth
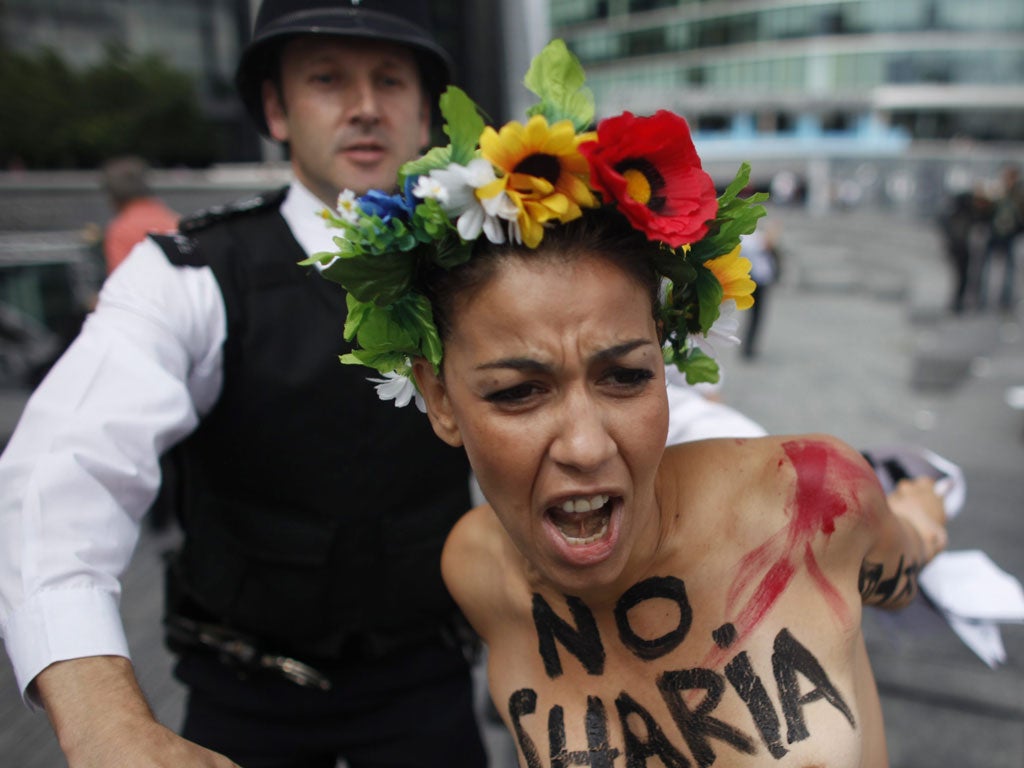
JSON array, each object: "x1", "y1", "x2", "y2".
[
  {"x1": 563, "y1": 519, "x2": 610, "y2": 545},
  {"x1": 561, "y1": 494, "x2": 609, "y2": 514}
]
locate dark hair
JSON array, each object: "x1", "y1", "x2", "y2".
[
  {"x1": 101, "y1": 156, "x2": 153, "y2": 206},
  {"x1": 420, "y1": 207, "x2": 662, "y2": 351}
]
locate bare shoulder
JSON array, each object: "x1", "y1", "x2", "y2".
[
  {"x1": 441, "y1": 504, "x2": 520, "y2": 638},
  {"x1": 660, "y1": 433, "x2": 884, "y2": 541}
]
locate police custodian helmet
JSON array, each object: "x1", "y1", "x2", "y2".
[{"x1": 235, "y1": 0, "x2": 454, "y2": 136}]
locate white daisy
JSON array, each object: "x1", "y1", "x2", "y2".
[
  {"x1": 336, "y1": 189, "x2": 361, "y2": 224},
  {"x1": 691, "y1": 299, "x2": 742, "y2": 356},
  {"x1": 428, "y1": 159, "x2": 518, "y2": 243},
  {"x1": 411, "y1": 175, "x2": 450, "y2": 205},
  {"x1": 368, "y1": 372, "x2": 426, "y2": 413}
]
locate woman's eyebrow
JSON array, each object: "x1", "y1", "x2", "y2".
[
  {"x1": 591, "y1": 339, "x2": 656, "y2": 363},
  {"x1": 476, "y1": 339, "x2": 654, "y2": 373},
  {"x1": 476, "y1": 357, "x2": 552, "y2": 374}
]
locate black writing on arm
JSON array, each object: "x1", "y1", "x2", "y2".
[{"x1": 859, "y1": 555, "x2": 920, "y2": 607}]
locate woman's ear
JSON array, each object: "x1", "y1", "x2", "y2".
[{"x1": 412, "y1": 359, "x2": 463, "y2": 447}]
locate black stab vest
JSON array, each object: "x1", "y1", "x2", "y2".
[{"x1": 153, "y1": 189, "x2": 472, "y2": 660}]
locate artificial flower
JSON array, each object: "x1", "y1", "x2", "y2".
[
  {"x1": 705, "y1": 245, "x2": 756, "y2": 310},
  {"x1": 368, "y1": 371, "x2": 426, "y2": 412},
  {"x1": 411, "y1": 175, "x2": 449, "y2": 206},
  {"x1": 478, "y1": 114, "x2": 597, "y2": 247},
  {"x1": 336, "y1": 189, "x2": 360, "y2": 224},
  {"x1": 692, "y1": 299, "x2": 742, "y2": 359},
  {"x1": 359, "y1": 176, "x2": 418, "y2": 223},
  {"x1": 427, "y1": 158, "x2": 518, "y2": 243},
  {"x1": 580, "y1": 110, "x2": 718, "y2": 248}
]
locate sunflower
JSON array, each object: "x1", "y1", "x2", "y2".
[
  {"x1": 705, "y1": 245, "x2": 756, "y2": 310},
  {"x1": 477, "y1": 115, "x2": 597, "y2": 247},
  {"x1": 580, "y1": 110, "x2": 718, "y2": 248}
]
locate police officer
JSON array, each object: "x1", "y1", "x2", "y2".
[{"x1": 0, "y1": 2, "x2": 487, "y2": 766}]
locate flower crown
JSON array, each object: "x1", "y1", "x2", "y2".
[{"x1": 303, "y1": 39, "x2": 767, "y2": 408}]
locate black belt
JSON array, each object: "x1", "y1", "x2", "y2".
[
  {"x1": 165, "y1": 614, "x2": 334, "y2": 691},
  {"x1": 164, "y1": 612, "x2": 480, "y2": 692}
]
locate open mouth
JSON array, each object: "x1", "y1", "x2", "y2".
[{"x1": 546, "y1": 494, "x2": 615, "y2": 545}]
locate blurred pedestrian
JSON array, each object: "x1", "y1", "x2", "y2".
[
  {"x1": 740, "y1": 222, "x2": 782, "y2": 359},
  {"x1": 100, "y1": 155, "x2": 179, "y2": 273},
  {"x1": 939, "y1": 184, "x2": 987, "y2": 315},
  {"x1": 978, "y1": 164, "x2": 1024, "y2": 313}
]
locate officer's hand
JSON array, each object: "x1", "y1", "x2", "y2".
[{"x1": 34, "y1": 656, "x2": 240, "y2": 767}]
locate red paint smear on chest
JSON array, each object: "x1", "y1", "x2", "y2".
[{"x1": 709, "y1": 440, "x2": 866, "y2": 665}]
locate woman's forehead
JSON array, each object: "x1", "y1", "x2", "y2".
[{"x1": 449, "y1": 255, "x2": 658, "y2": 352}]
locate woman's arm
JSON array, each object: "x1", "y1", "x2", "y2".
[{"x1": 860, "y1": 476, "x2": 948, "y2": 610}]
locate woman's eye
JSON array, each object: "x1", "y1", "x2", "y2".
[
  {"x1": 604, "y1": 367, "x2": 655, "y2": 389},
  {"x1": 485, "y1": 383, "x2": 541, "y2": 405}
]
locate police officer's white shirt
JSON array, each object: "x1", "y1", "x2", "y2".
[
  {"x1": 0, "y1": 180, "x2": 335, "y2": 706},
  {"x1": 0, "y1": 178, "x2": 763, "y2": 707}
]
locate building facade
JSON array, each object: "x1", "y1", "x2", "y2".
[{"x1": 549, "y1": 0, "x2": 1024, "y2": 209}]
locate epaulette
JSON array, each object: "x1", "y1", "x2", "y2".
[{"x1": 178, "y1": 186, "x2": 289, "y2": 234}]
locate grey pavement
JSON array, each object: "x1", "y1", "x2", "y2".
[{"x1": 2, "y1": 205, "x2": 1023, "y2": 766}]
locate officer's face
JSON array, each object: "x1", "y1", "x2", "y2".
[{"x1": 263, "y1": 36, "x2": 431, "y2": 206}]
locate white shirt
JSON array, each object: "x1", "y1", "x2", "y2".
[{"x1": 0, "y1": 180, "x2": 333, "y2": 705}]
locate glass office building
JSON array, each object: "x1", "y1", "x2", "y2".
[
  {"x1": 550, "y1": 1, "x2": 1024, "y2": 144},
  {"x1": 549, "y1": 0, "x2": 1024, "y2": 209}
]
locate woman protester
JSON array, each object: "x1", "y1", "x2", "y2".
[{"x1": 308, "y1": 40, "x2": 948, "y2": 768}]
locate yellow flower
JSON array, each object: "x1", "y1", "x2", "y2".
[
  {"x1": 478, "y1": 115, "x2": 597, "y2": 247},
  {"x1": 705, "y1": 244, "x2": 756, "y2": 310}
]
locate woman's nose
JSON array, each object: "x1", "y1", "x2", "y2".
[{"x1": 548, "y1": 391, "x2": 617, "y2": 473}]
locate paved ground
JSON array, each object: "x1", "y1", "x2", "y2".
[{"x1": 1, "y1": 204, "x2": 1022, "y2": 766}]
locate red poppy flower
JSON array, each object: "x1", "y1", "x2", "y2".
[{"x1": 580, "y1": 110, "x2": 718, "y2": 247}]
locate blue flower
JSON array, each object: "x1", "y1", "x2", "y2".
[{"x1": 358, "y1": 177, "x2": 419, "y2": 223}]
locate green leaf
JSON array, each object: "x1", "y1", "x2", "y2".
[
  {"x1": 400, "y1": 144, "x2": 453, "y2": 182},
  {"x1": 340, "y1": 348, "x2": 409, "y2": 374},
  {"x1": 678, "y1": 348, "x2": 721, "y2": 386},
  {"x1": 689, "y1": 163, "x2": 768, "y2": 262},
  {"x1": 523, "y1": 39, "x2": 594, "y2": 131},
  {"x1": 394, "y1": 294, "x2": 443, "y2": 369},
  {"x1": 695, "y1": 265, "x2": 724, "y2": 332},
  {"x1": 343, "y1": 293, "x2": 373, "y2": 341},
  {"x1": 432, "y1": 232, "x2": 473, "y2": 270},
  {"x1": 439, "y1": 86, "x2": 485, "y2": 166},
  {"x1": 355, "y1": 302, "x2": 420, "y2": 352},
  {"x1": 340, "y1": 293, "x2": 443, "y2": 374},
  {"x1": 298, "y1": 249, "x2": 337, "y2": 268},
  {"x1": 321, "y1": 249, "x2": 416, "y2": 305},
  {"x1": 651, "y1": 247, "x2": 697, "y2": 287}
]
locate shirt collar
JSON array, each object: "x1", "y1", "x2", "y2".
[{"x1": 280, "y1": 179, "x2": 337, "y2": 258}]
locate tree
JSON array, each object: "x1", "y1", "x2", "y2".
[{"x1": 0, "y1": 43, "x2": 216, "y2": 169}]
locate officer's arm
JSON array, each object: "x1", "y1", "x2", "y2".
[{"x1": 35, "y1": 656, "x2": 238, "y2": 768}]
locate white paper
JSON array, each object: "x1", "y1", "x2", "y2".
[
  {"x1": 942, "y1": 612, "x2": 1007, "y2": 669},
  {"x1": 920, "y1": 550, "x2": 1024, "y2": 623}
]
